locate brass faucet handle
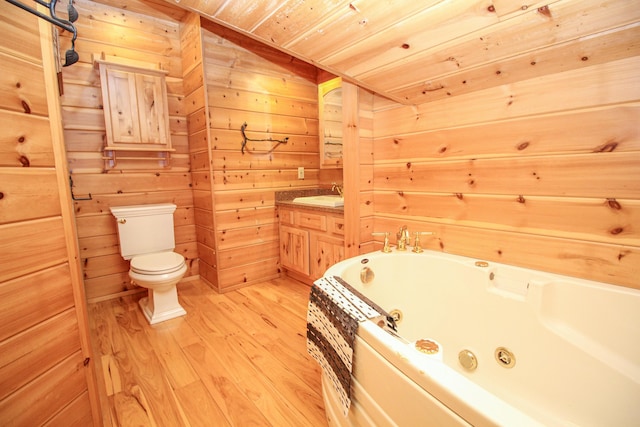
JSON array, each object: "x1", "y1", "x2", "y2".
[
  {"x1": 412, "y1": 232, "x2": 434, "y2": 253},
  {"x1": 372, "y1": 232, "x2": 392, "y2": 253}
]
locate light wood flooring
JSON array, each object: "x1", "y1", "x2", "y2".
[{"x1": 88, "y1": 277, "x2": 328, "y2": 427}]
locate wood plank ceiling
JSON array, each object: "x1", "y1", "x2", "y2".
[{"x1": 96, "y1": 0, "x2": 640, "y2": 105}]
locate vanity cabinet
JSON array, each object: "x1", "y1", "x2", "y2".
[
  {"x1": 279, "y1": 206, "x2": 345, "y2": 284},
  {"x1": 280, "y1": 223, "x2": 310, "y2": 276}
]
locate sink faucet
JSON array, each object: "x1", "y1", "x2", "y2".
[
  {"x1": 331, "y1": 182, "x2": 344, "y2": 197},
  {"x1": 396, "y1": 225, "x2": 410, "y2": 251}
]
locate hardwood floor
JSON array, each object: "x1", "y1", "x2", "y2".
[{"x1": 88, "y1": 277, "x2": 328, "y2": 427}]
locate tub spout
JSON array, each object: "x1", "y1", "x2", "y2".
[{"x1": 331, "y1": 182, "x2": 344, "y2": 197}]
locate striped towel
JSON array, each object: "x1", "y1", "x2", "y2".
[{"x1": 306, "y1": 275, "x2": 396, "y2": 416}]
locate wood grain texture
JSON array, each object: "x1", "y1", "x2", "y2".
[
  {"x1": 58, "y1": 0, "x2": 196, "y2": 301},
  {"x1": 89, "y1": 277, "x2": 327, "y2": 427},
  {"x1": 0, "y1": 6, "x2": 100, "y2": 423},
  {"x1": 148, "y1": 0, "x2": 640, "y2": 105},
  {"x1": 191, "y1": 19, "x2": 341, "y2": 293},
  {"x1": 370, "y1": 57, "x2": 640, "y2": 288}
]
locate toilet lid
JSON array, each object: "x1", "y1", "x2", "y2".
[{"x1": 131, "y1": 252, "x2": 185, "y2": 275}]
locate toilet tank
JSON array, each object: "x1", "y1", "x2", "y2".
[{"x1": 110, "y1": 203, "x2": 177, "y2": 260}]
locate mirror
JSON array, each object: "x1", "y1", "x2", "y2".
[{"x1": 318, "y1": 77, "x2": 342, "y2": 168}]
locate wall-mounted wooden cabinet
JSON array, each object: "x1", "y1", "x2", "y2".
[
  {"x1": 95, "y1": 57, "x2": 174, "y2": 169},
  {"x1": 279, "y1": 206, "x2": 345, "y2": 284},
  {"x1": 318, "y1": 77, "x2": 343, "y2": 168}
]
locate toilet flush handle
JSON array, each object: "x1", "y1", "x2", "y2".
[{"x1": 118, "y1": 219, "x2": 126, "y2": 224}]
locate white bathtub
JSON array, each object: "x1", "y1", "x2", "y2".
[{"x1": 321, "y1": 249, "x2": 640, "y2": 427}]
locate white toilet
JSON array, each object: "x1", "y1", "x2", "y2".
[{"x1": 110, "y1": 203, "x2": 187, "y2": 324}]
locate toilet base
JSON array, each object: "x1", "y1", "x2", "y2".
[{"x1": 138, "y1": 286, "x2": 186, "y2": 325}]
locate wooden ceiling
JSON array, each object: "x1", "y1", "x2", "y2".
[{"x1": 134, "y1": 0, "x2": 640, "y2": 105}]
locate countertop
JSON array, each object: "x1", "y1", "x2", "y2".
[{"x1": 275, "y1": 188, "x2": 344, "y2": 214}]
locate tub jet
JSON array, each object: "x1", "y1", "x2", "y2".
[{"x1": 459, "y1": 349, "x2": 478, "y2": 371}]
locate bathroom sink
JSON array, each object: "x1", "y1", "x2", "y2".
[{"x1": 292, "y1": 195, "x2": 344, "y2": 207}]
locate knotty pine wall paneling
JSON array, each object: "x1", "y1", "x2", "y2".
[
  {"x1": 371, "y1": 1, "x2": 640, "y2": 289},
  {"x1": 341, "y1": 81, "x2": 375, "y2": 257},
  {"x1": 0, "y1": 3, "x2": 100, "y2": 424},
  {"x1": 180, "y1": 13, "x2": 219, "y2": 289},
  {"x1": 198, "y1": 21, "x2": 340, "y2": 292},
  {"x1": 59, "y1": 0, "x2": 197, "y2": 301}
]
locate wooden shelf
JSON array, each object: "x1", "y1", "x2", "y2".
[
  {"x1": 103, "y1": 146, "x2": 176, "y2": 152},
  {"x1": 103, "y1": 146, "x2": 175, "y2": 169}
]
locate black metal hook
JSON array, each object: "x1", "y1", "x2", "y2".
[
  {"x1": 5, "y1": 0, "x2": 79, "y2": 66},
  {"x1": 69, "y1": 175, "x2": 92, "y2": 201}
]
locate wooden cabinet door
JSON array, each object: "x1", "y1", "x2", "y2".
[
  {"x1": 279, "y1": 224, "x2": 310, "y2": 275},
  {"x1": 310, "y1": 233, "x2": 345, "y2": 280},
  {"x1": 103, "y1": 67, "x2": 141, "y2": 144},
  {"x1": 97, "y1": 60, "x2": 171, "y2": 148},
  {"x1": 135, "y1": 73, "x2": 170, "y2": 145}
]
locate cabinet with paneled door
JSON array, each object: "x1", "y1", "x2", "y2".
[
  {"x1": 279, "y1": 206, "x2": 345, "y2": 284},
  {"x1": 94, "y1": 55, "x2": 174, "y2": 169}
]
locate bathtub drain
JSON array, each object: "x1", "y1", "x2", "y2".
[{"x1": 495, "y1": 347, "x2": 516, "y2": 368}]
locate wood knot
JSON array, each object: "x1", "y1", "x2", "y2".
[
  {"x1": 610, "y1": 227, "x2": 624, "y2": 235},
  {"x1": 594, "y1": 141, "x2": 618, "y2": 152},
  {"x1": 517, "y1": 195, "x2": 526, "y2": 203},
  {"x1": 455, "y1": 193, "x2": 463, "y2": 200},
  {"x1": 406, "y1": 162, "x2": 412, "y2": 169},
  {"x1": 517, "y1": 141, "x2": 530, "y2": 150},
  {"x1": 537, "y1": 5, "x2": 552, "y2": 18},
  {"x1": 487, "y1": 5, "x2": 495, "y2": 12},
  {"x1": 19, "y1": 155, "x2": 30, "y2": 167},
  {"x1": 0, "y1": 192, "x2": 4, "y2": 200},
  {"x1": 606, "y1": 198, "x2": 622, "y2": 210},
  {"x1": 401, "y1": 43, "x2": 410, "y2": 49},
  {"x1": 21, "y1": 100, "x2": 31, "y2": 114}
]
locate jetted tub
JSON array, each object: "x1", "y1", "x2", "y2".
[{"x1": 321, "y1": 249, "x2": 640, "y2": 426}]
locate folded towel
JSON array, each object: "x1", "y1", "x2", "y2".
[{"x1": 306, "y1": 275, "x2": 396, "y2": 416}]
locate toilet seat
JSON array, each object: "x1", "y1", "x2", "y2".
[{"x1": 130, "y1": 252, "x2": 185, "y2": 275}]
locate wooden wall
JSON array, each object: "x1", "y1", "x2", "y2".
[
  {"x1": 370, "y1": 7, "x2": 640, "y2": 289},
  {"x1": 0, "y1": 3, "x2": 100, "y2": 424},
  {"x1": 59, "y1": 0, "x2": 198, "y2": 301},
  {"x1": 342, "y1": 82, "x2": 375, "y2": 257},
  {"x1": 193, "y1": 19, "x2": 341, "y2": 292}
]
